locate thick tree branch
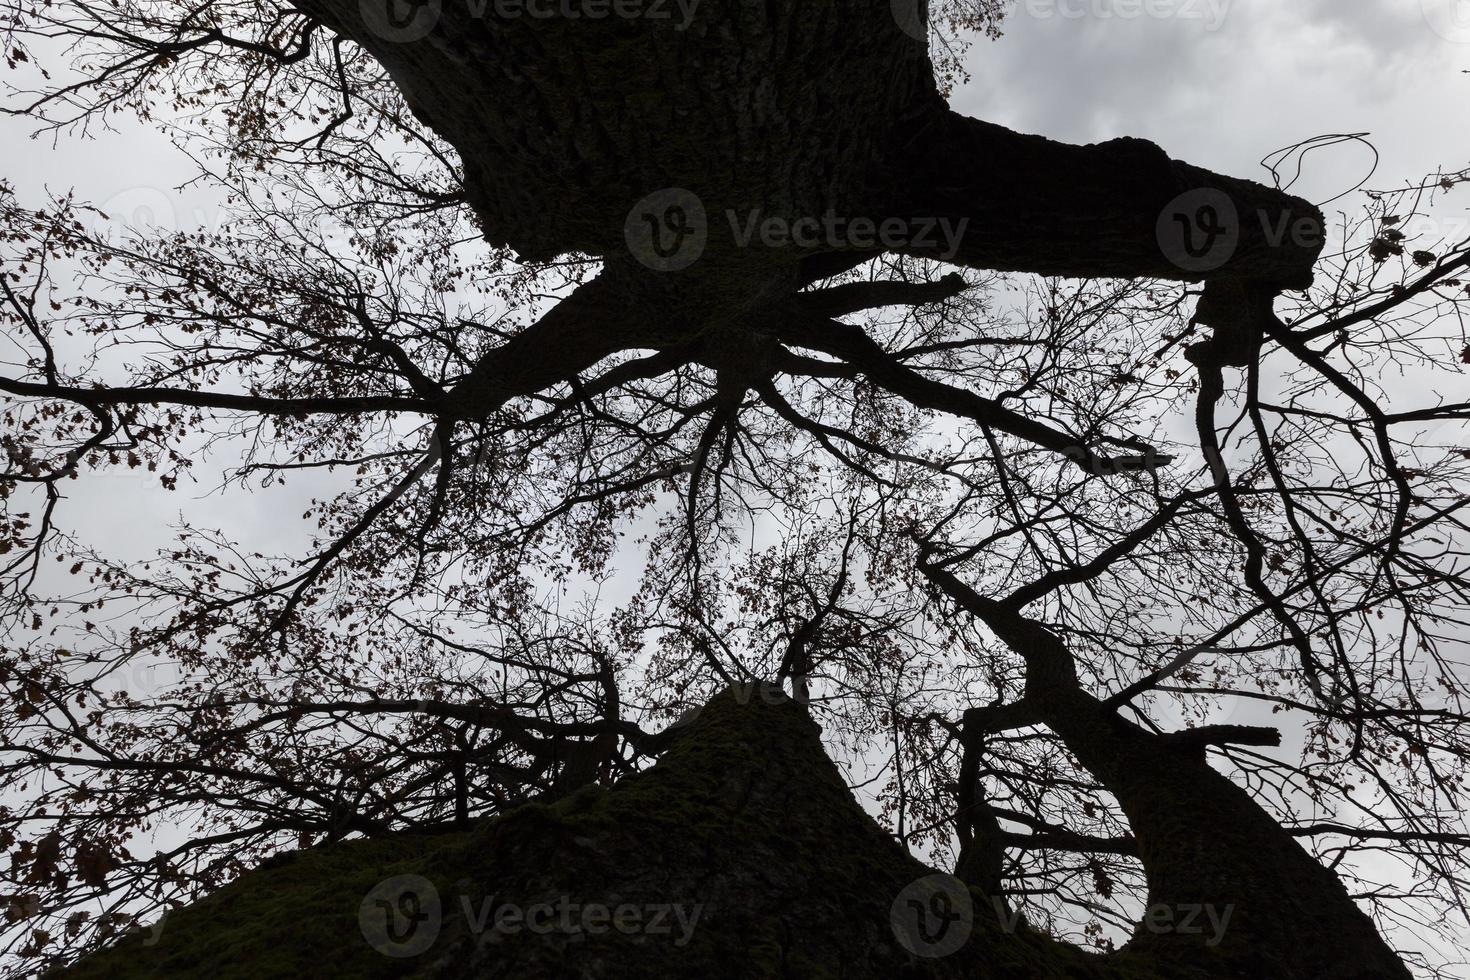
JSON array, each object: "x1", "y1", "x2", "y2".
[
  {"x1": 779, "y1": 310, "x2": 1169, "y2": 475},
  {"x1": 441, "y1": 269, "x2": 670, "y2": 420},
  {"x1": 884, "y1": 107, "x2": 1325, "y2": 287},
  {"x1": 0, "y1": 377, "x2": 426, "y2": 415}
]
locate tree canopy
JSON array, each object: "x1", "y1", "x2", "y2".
[{"x1": 1, "y1": 2, "x2": 1469, "y2": 976}]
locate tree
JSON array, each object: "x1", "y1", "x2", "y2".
[{"x1": 1, "y1": 1, "x2": 1468, "y2": 976}]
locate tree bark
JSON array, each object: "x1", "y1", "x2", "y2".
[
  {"x1": 62, "y1": 683, "x2": 1409, "y2": 978},
  {"x1": 296, "y1": 0, "x2": 936, "y2": 263},
  {"x1": 921, "y1": 559, "x2": 1411, "y2": 980},
  {"x1": 883, "y1": 109, "x2": 1323, "y2": 288},
  {"x1": 295, "y1": 0, "x2": 1322, "y2": 293}
]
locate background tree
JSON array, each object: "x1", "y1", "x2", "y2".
[{"x1": 0, "y1": 1, "x2": 1468, "y2": 977}]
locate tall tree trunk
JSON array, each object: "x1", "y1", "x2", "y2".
[
  {"x1": 923, "y1": 560, "x2": 1411, "y2": 980},
  {"x1": 297, "y1": 0, "x2": 938, "y2": 263}
]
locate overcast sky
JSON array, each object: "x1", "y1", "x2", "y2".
[
  {"x1": 961, "y1": 0, "x2": 1469, "y2": 202},
  {"x1": 2, "y1": 1, "x2": 1465, "y2": 670},
  {"x1": 3, "y1": 0, "x2": 1467, "y2": 701},
  {"x1": 5, "y1": 2, "x2": 1468, "y2": 219},
  {"x1": 2, "y1": 1, "x2": 1466, "y2": 963}
]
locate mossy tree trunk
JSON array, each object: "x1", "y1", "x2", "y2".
[{"x1": 61, "y1": 685, "x2": 1409, "y2": 978}]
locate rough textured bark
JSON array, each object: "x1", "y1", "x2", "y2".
[
  {"x1": 59, "y1": 686, "x2": 1408, "y2": 979},
  {"x1": 296, "y1": 0, "x2": 937, "y2": 266},
  {"x1": 295, "y1": 0, "x2": 1323, "y2": 296},
  {"x1": 283, "y1": 1, "x2": 1327, "y2": 497},
  {"x1": 885, "y1": 110, "x2": 1323, "y2": 288}
]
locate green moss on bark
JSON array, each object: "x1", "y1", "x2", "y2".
[{"x1": 62, "y1": 688, "x2": 1175, "y2": 979}]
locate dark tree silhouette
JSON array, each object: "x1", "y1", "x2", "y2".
[{"x1": 1, "y1": 2, "x2": 1469, "y2": 977}]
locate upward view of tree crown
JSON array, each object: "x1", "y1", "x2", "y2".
[{"x1": 0, "y1": 1, "x2": 1468, "y2": 976}]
